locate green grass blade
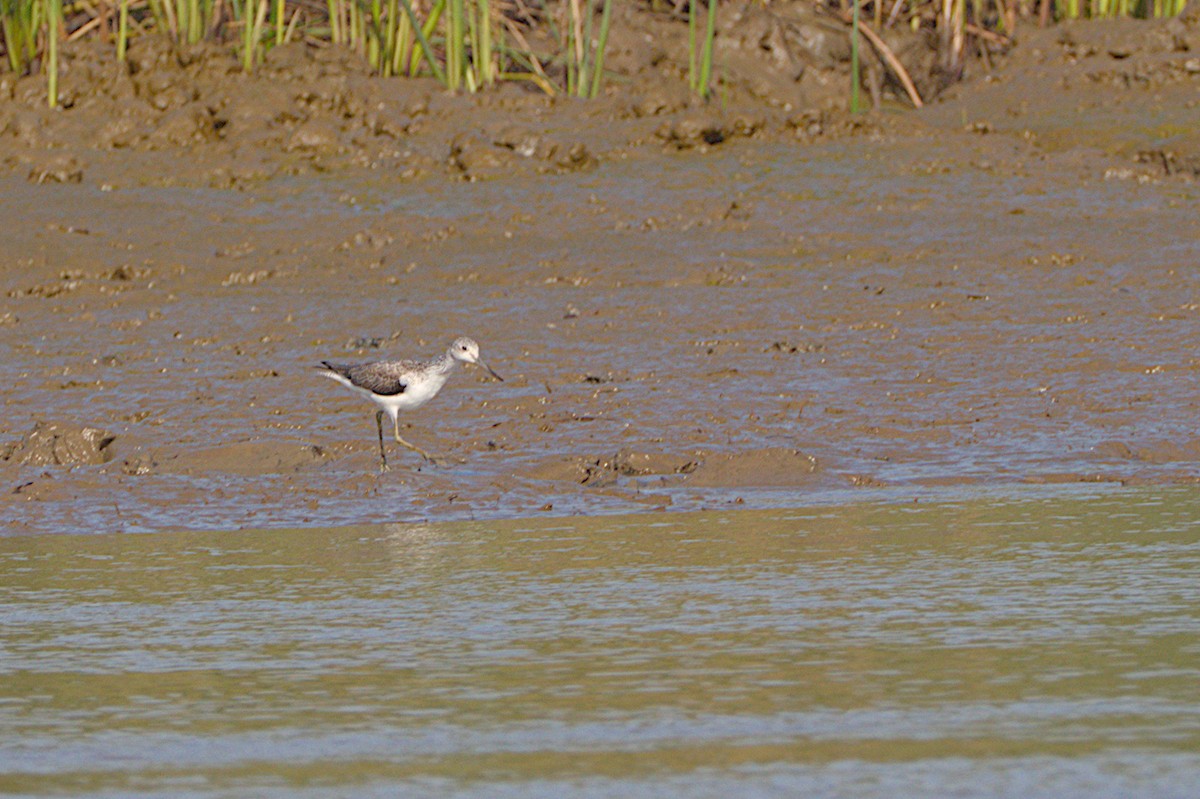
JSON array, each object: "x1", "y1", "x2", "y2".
[
  {"x1": 850, "y1": 0, "x2": 860, "y2": 113},
  {"x1": 397, "y1": 0, "x2": 447, "y2": 85},
  {"x1": 587, "y1": 0, "x2": 612, "y2": 99},
  {"x1": 2, "y1": 16, "x2": 24, "y2": 73},
  {"x1": 45, "y1": 0, "x2": 58, "y2": 106},
  {"x1": 697, "y1": 0, "x2": 716, "y2": 98},
  {"x1": 328, "y1": 0, "x2": 341, "y2": 45},
  {"x1": 117, "y1": 0, "x2": 130, "y2": 61},
  {"x1": 578, "y1": 0, "x2": 595, "y2": 94},
  {"x1": 688, "y1": 0, "x2": 697, "y2": 90},
  {"x1": 447, "y1": 0, "x2": 464, "y2": 89}
]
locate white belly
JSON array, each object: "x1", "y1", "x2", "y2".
[{"x1": 394, "y1": 371, "x2": 450, "y2": 410}]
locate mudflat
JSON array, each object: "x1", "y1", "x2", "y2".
[{"x1": 2, "y1": 8, "x2": 1199, "y2": 533}]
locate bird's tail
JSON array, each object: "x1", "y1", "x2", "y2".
[{"x1": 315, "y1": 361, "x2": 350, "y2": 378}]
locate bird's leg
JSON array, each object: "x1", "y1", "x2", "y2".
[
  {"x1": 392, "y1": 416, "x2": 437, "y2": 463},
  {"x1": 375, "y1": 410, "x2": 389, "y2": 473}
]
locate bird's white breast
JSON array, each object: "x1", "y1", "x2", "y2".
[{"x1": 394, "y1": 370, "x2": 451, "y2": 410}]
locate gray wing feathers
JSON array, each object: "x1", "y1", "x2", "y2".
[{"x1": 320, "y1": 360, "x2": 408, "y2": 396}]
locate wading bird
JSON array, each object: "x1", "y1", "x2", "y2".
[{"x1": 317, "y1": 336, "x2": 503, "y2": 471}]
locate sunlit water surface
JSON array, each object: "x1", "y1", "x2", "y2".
[{"x1": 2, "y1": 488, "x2": 1199, "y2": 797}]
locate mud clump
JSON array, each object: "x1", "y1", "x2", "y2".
[
  {"x1": 615, "y1": 450, "x2": 700, "y2": 477},
  {"x1": 157, "y1": 440, "x2": 330, "y2": 476},
  {"x1": 2, "y1": 422, "x2": 115, "y2": 466},
  {"x1": 685, "y1": 448, "x2": 821, "y2": 488},
  {"x1": 654, "y1": 113, "x2": 765, "y2": 149},
  {"x1": 529, "y1": 450, "x2": 698, "y2": 487},
  {"x1": 529, "y1": 448, "x2": 824, "y2": 490},
  {"x1": 451, "y1": 131, "x2": 598, "y2": 180},
  {"x1": 27, "y1": 154, "x2": 85, "y2": 184}
]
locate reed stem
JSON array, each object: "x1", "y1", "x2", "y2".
[
  {"x1": 477, "y1": 0, "x2": 493, "y2": 86},
  {"x1": 397, "y1": 0, "x2": 446, "y2": 84},
  {"x1": 117, "y1": 0, "x2": 129, "y2": 61},
  {"x1": 851, "y1": 0, "x2": 860, "y2": 113},
  {"x1": 698, "y1": 0, "x2": 716, "y2": 98},
  {"x1": 45, "y1": 0, "x2": 58, "y2": 106},
  {"x1": 587, "y1": 0, "x2": 612, "y2": 98},
  {"x1": 688, "y1": 0, "x2": 717, "y2": 98}
]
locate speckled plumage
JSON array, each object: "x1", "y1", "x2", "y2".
[
  {"x1": 316, "y1": 336, "x2": 502, "y2": 470},
  {"x1": 319, "y1": 357, "x2": 446, "y2": 400}
]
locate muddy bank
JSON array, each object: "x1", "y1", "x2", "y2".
[
  {"x1": 2, "y1": 11, "x2": 1200, "y2": 534},
  {"x1": 0, "y1": 1, "x2": 974, "y2": 189},
  {"x1": 0, "y1": 4, "x2": 1195, "y2": 190}
]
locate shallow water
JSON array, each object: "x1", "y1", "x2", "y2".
[{"x1": 3, "y1": 487, "x2": 1199, "y2": 797}]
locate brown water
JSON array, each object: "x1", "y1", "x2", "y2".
[{"x1": 3, "y1": 487, "x2": 1199, "y2": 797}]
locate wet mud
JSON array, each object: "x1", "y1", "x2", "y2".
[{"x1": 2, "y1": 8, "x2": 1200, "y2": 533}]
